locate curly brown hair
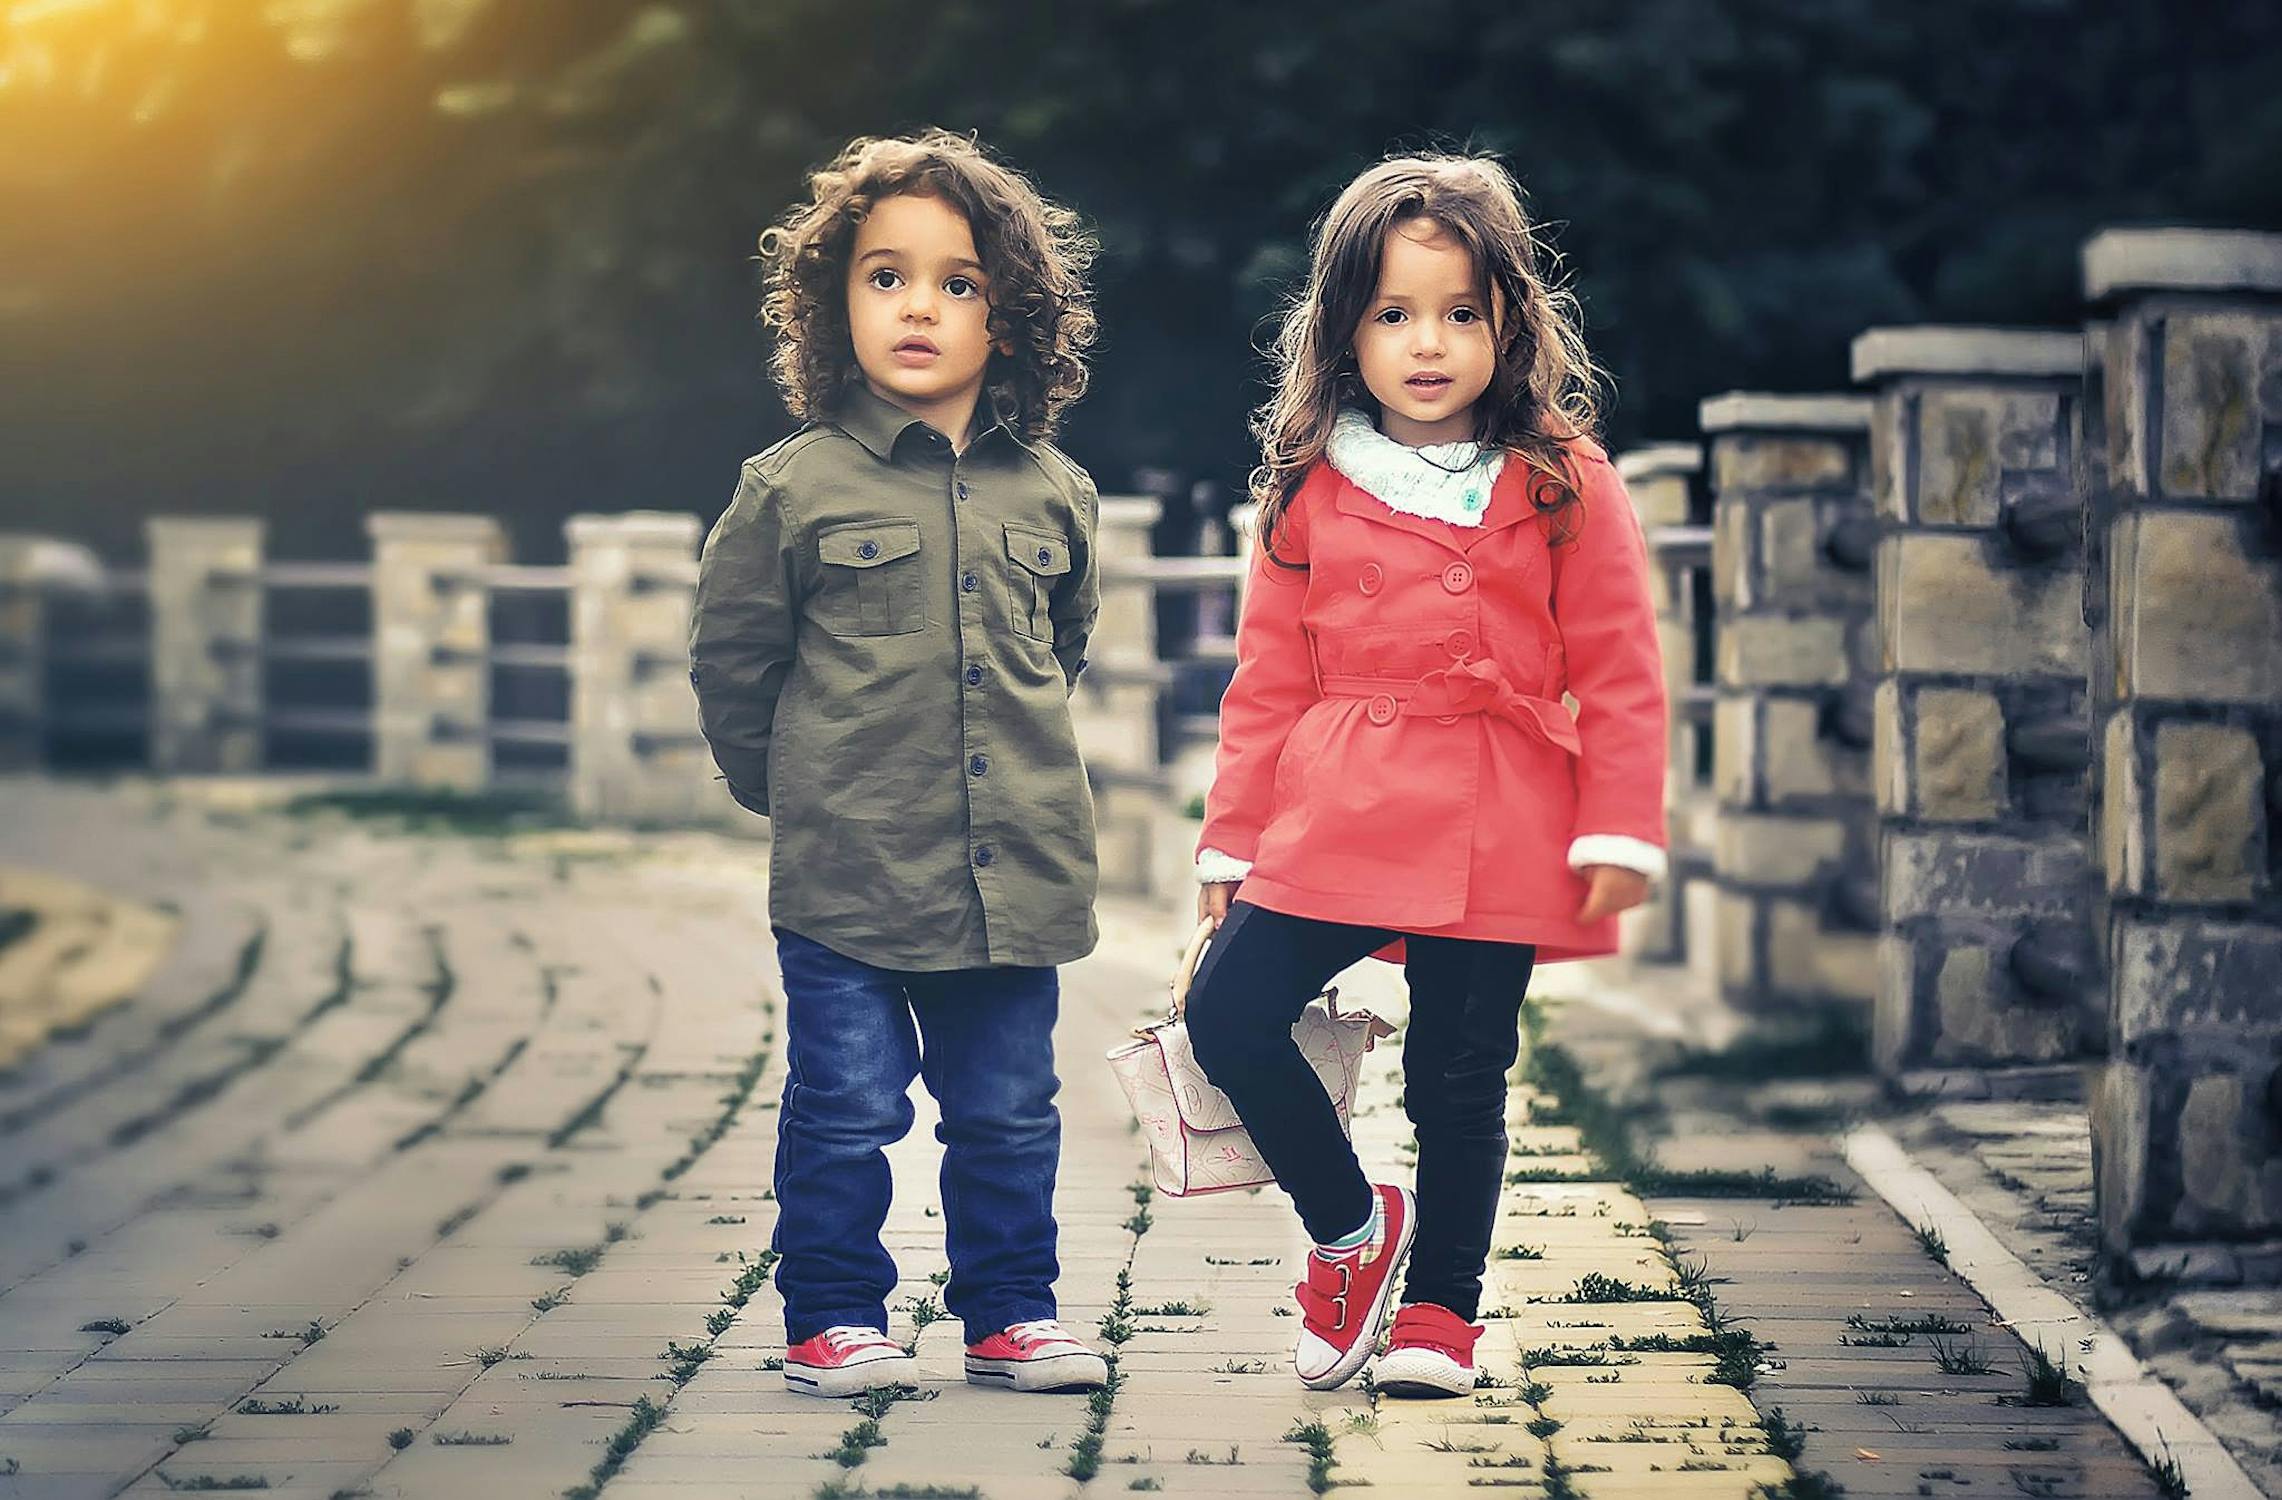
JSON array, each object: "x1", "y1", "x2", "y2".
[
  {"x1": 1252, "y1": 152, "x2": 1609, "y2": 563},
  {"x1": 758, "y1": 130, "x2": 1098, "y2": 443}
]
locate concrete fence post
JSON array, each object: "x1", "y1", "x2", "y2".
[
  {"x1": 1852, "y1": 327, "x2": 2097, "y2": 1086},
  {"x1": 0, "y1": 537, "x2": 44, "y2": 770},
  {"x1": 2081, "y1": 229, "x2": 2282, "y2": 1282},
  {"x1": 147, "y1": 517, "x2": 264, "y2": 773},
  {"x1": 1699, "y1": 394, "x2": 1879, "y2": 1014},
  {"x1": 1078, "y1": 496, "x2": 1165, "y2": 896},
  {"x1": 566, "y1": 511, "x2": 713, "y2": 824},
  {"x1": 366, "y1": 513, "x2": 505, "y2": 790}
]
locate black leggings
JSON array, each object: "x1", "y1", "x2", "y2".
[{"x1": 1184, "y1": 900, "x2": 1536, "y2": 1321}]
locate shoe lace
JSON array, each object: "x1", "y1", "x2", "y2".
[
  {"x1": 1005, "y1": 1318, "x2": 1076, "y2": 1349},
  {"x1": 820, "y1": 1326, "x2": 899, "y2": 1353}
]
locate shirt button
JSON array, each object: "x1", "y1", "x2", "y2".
[
  {"x1": 1359, "y1": 563, "x2": 1384, "y2": 596},
  {"x1": 969, "y1": 754, "x2": 989, "y2": 776},
  {"x1": 858, "y1": 540, "x2": 879, "y2": 560},
  {"x1": 973, "y1": 846, "x2": 995, "y2": 868},
  {"x1": 965, "y1": 664, "x2": 984, "y2": 686},
  {"x1": 1442, "y1": 561, "x2": 1474, "y2": 594},
  {"x1": 957, "y1": 481, "x2": 969, "y2": 500},
  {"x1": 961, "y1": 572, "x2": 979, "y2": 592},
  {"x1": 1366, "y1": 694, "x2": 1398, "y2": 726},
  {"x1": 1037, "y1": 547, "x2": 1053, "y2": 566},
  {"x1": 1446, "y1": 628, "x2": 1475, "y2": 659}
]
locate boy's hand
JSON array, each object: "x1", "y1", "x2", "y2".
[
  {"x1": 1576, "y1": 865, "x2": 1650, "y2": 924},
  {"x1": 1198, "y1": 881, "x2": 1240, "y2": 930}
]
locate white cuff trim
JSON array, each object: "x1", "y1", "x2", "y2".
[
  {"x1": 1567, "y1": 834, "x2": 1668, "y2": 882},
  {"x1": 1196, "y1": 847, "x2": 1255, "y2": 883}
]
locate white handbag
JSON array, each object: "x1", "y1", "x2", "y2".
[{"x1": 1106, "y1": 917, "x2": 1393, "y2": 1198}]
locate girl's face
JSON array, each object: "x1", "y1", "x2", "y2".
[{"x1": 1350, "y1": 216, "x2": 1498, "y2": 447}]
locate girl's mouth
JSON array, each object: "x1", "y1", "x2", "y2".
[{"x1": 1406, "y1": 373, "x2": 1452, "y2": 392}]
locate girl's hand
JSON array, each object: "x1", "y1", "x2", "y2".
[
  {"x1": 1198, "y1": 880, "x2": 1241, "y2": 930},
  {"x1": 1576, "y1": 865, "x2": 1650, "y2": 924}
]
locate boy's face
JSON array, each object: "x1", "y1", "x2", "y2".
[
  {"x1": 1352, "y1": 215, "x2": 1498, "y2": 448},
  {"x1": 846, "y1": 192, "x2": 1001, "y2": 432}
]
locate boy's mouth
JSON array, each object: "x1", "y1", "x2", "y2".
[{"x1": 892, "y1": 335, "x2": 940, "y2": 364}]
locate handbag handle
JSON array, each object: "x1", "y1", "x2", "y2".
[{"x1": 1167, "y1": 916, "x2": 1342, "y2": 1023}]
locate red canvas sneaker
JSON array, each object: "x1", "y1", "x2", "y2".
[
  {"x1": 1293, "y1": 1182, "x2": 1415, "y2": 1390},
  {"x1": 781, "y1": 1325, "x2": 917, "y2": 1397},
  {"x1": 963, "y1": 1318, "x2": 1110, "y2": 1393},
  {"x1": 1373, "y1": 1301, "x2": 1484, "y2": 1397}
]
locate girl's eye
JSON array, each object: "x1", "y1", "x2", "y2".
[
  {"x1": 944, "y1": 275, "x2": 980, "y2": 299},
  {"x1": 867, "y1": 268, "x2": 903, "y2": 291},
  {"x1": 1450, "y1": 307, "x2": 1480, "y2": 324},
  {"x1": 1374, "y1": 308, "x2": 1407, "y2": 325}
]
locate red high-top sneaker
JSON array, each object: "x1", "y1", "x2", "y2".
[
  {"x1": 1373, "y1": 1301, "x2": 1484, "y2": 1397},
  {"x1": 781, "y1": 1325, "x2": 917, "y2": 1397},
  {"x1": 1293, "y1": 1183, "x2": 1415, "y2": 1390}
]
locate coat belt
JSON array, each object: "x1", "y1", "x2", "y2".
[{"x1": 1318, "y1": 658, "x2": 1582, "y2": 756}]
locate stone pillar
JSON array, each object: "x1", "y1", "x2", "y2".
[
  {"x1": 1077, "y1": 496, "x2": 1165, "y2": 896},
  {"x1": 1616, "y1": 445, "x2": 1714, "y2": 970},
  {"x1": 147, "y1": 517, "x2": 264, "y2": 773},
  {"x1": 2081, "y1": 229, "x2": 2282, "y2": 1280},
  {"x1": 566, "y1": 512, "x2": 714, "y2": 824},
  {"x1": 1699, "y1": 394, "x2": 1879, "y2": 1013},
  {"x1": 1853, "y1": 328, "x2": 2097, "y2": 1084},
  {"x1": 367, "y1": 512, "x2": 504, "y2": 790},
  {"x1": 0, "y1": 537, "x2": 44, "y2": 770}
]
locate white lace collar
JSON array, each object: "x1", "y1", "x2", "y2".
[{"x1": 1324, "y1": 407, "x2": 1505, "y2": 528}]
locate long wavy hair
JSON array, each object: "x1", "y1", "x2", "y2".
[
  {"x1": 759, "y1": 130, "x2": 1098, "y2": 443},
  {"x1": 1251, "y1": 152, "x2": 1608, "y2": 562}
]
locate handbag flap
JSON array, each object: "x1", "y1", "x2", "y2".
[{"x1": 1139, "y1": 1001, "x2": 1388, "y2": 1135}]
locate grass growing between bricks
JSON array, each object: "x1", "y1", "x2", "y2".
[{"x1": 1066, "y1": 1175, "x2": 1150, "y2": 1483}]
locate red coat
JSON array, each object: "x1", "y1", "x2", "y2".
[{"x1": 1199, "y1": 441, "x2": 1668, "y2": 963}]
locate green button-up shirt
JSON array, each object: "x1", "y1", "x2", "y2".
[{"x1": 689, "y1": 384, "x2": 1102, "y2": 971}]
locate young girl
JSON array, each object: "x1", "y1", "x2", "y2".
[{"x1": 1185, "y1": 153, "x2": 1668, "y2": 1398}]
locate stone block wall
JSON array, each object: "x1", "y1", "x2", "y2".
[
  {"x1": 1853, "y1": 328, "x2": 2099, "y2": 1078},
  {"x1": 146, "y1": 517, "x2": 264, "y2": 773},
  {"x1": 366, "y1": 513, "x2": 504, "y2": 790},
  {"x1": 1700, "y1": 394, "x2": 1880, "y2": 1011},
  {"x1": 0, "y1": 537, "x2": 42, "y2": 770},
  {"x1": 566, "y1": 512, "x2": 717, "y2": 825},
  {"x1": 1617, "y1": 444, "x2": 1715, "y2": 973},
  {"x1": 2081, "y1": 229, "x2": 2282, "y2": 1278}
]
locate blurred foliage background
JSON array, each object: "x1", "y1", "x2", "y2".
[{"x1": 4, "y1": 0, "x2": 2280, "y2": 558}]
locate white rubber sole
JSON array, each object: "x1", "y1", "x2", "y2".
[
  {"x1": 1294, "y1": 1185, "x2": 1418, "y2": 1391},
  {"x1": 783, "y1": 1351, "x2": 919, "y2": 1397},
  {"x1": 1372, "y1": 1345, "x2": 1475, "y2": 1398},
  {"x1": 964, "y1": 1349, "x2": 1109, "y2": 1393}
]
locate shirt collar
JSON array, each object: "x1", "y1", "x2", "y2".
[{"x1": 835, "y1": 381, "x2": 1019, "y2": 462}]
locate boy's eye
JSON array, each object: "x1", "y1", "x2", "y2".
[
  {"x1": 944, "y1": 275, "x2": 980, "y2": 299},
  {"x1": 867, "y1": 268, "x2": 903, "y2": 291}
]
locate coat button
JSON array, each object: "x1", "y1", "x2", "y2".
[
  {"x1": 961, "y1": 571, "x2": 979, "y2": 592},
  {"x1": 858, "y1": 540, "x2": 880, "y2": 560},
  {"x1": 1366, "y1": 694, "x2": 1398, "y2": 726},
  {"x1": 1358, "y1": 563, "x2": 1384, "y2": 596},
  {"x1": 969, "y1": 754, "x2": 989, "y2": 776},
  {"x1": 1442, "y1": 561, "x2": 1474, "y2": 593},
  {"x1": 965, "y1": 664, "x2": 984, "y2": 686},
  {"x1": 1446, "y1": 628, "x2": 1475, "y2": 659}
]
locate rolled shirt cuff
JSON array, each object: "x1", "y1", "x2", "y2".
[
  {"x1": 1195, "y1": 847, "x2": 1255, "y2": 884},
  {"x1": 1566, "y1": 834, "x2": 1667, "y2": 882}
]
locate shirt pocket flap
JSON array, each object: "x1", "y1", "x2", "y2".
[
  {"x1": 1005, "y1": 525, "x2": 1072, "y2": 577},
  {"x1": 818, "y1": 519, "x2": 921, "y2": 569}
]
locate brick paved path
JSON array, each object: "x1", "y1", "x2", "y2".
[{"x1": 0, "y1": 781, "x2": 2175, "y2": 1499}]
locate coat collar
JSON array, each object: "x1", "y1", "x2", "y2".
[
  {"x1": 834, "y1": 381, "x2": 1019, "y2": 463},
  {"x1": 1328, "y1": 452, "x2": 1545, "y2": 555}
]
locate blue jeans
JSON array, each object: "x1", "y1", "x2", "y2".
[{"x1": 771, "y1": 926, "x2": 1063, "y2": 1343}]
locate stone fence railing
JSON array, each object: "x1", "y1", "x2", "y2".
[{"x1": 1625, "y1": 225, "x2": 2282, "y2": 1285}]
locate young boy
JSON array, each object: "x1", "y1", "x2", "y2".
[{"x1": 690, "y1": 131, "x2": 1109, "y2": 1397}]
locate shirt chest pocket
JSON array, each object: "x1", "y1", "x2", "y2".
[
  {"x1": 816, "y1": 518, "x2": 925, "y2": 636},
  {"x1": 1003, "y1": 523, "x2": 1070, "y2": 643}
]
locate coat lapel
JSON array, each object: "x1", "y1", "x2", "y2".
[{"x1": 1329, "y1": 471, "x2": 1463, "y2": 555}]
